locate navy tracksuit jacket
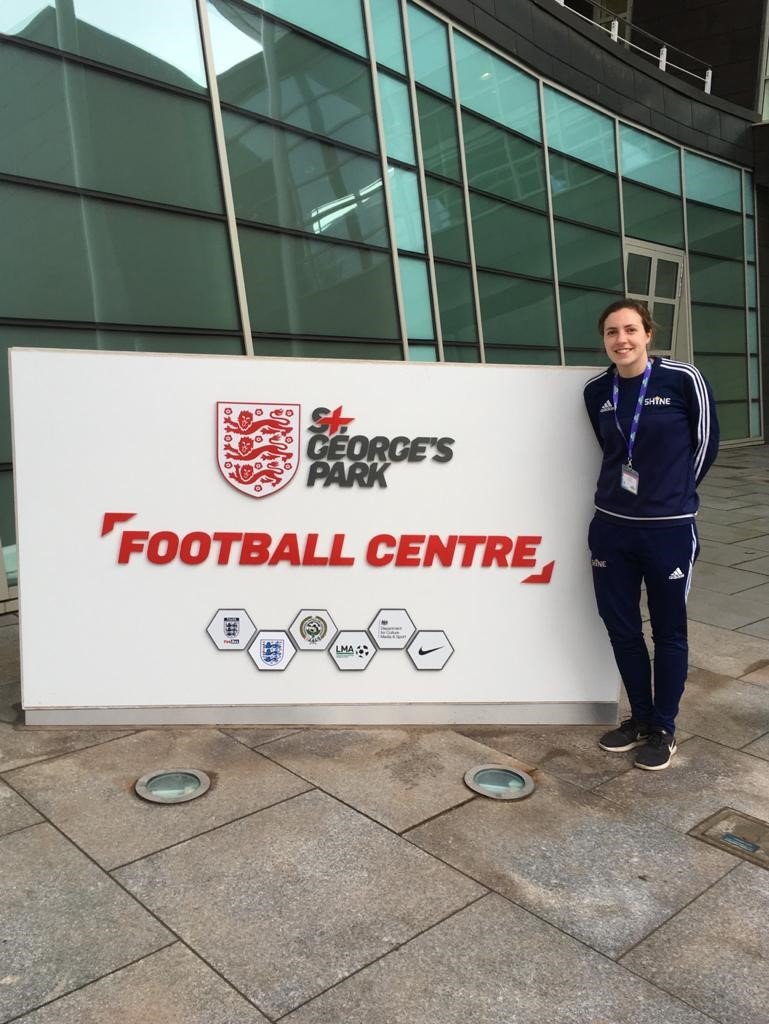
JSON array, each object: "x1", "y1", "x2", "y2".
[{"x1": 583, "y1": 357, "x2": 720, "y2": 733}]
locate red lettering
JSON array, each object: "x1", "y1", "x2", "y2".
[
  {"x1": 482, "y1": 535, "x2": 514, "y2": 567},
  {"x1": 423, "y1": 535, "x2": 457, "y2": 567},
  {"x1": 147, "y1": 531, "x2": 179, "y2": 564},
  {"x1": 329, "y1": 533, "x2": 355, "y2": 566},
  {"x1": 239, "y1": 533, "x2": 271, "y2": 565},
  {"x1": 457, "y1": 535, "x2": 485, "y2": 567},
  {"x1": 117, "y1": 530, "x2": 149, "y2": 564},
  {"x1": 180, "y1": 532, "x2": 212, "y2": 565},
  {"x1": 511, "y1": 535, "x2": 541, "y2": 568},
  {"x1": 366, "y1": 534, "x2": 395, "y2": 566},
  {"x1": 302, "y1": 533, "x2": 328, "y2": 566},
  {"x1": 269, "y1": 534, "x2": 301, "y2": 566},
  {"x1": 213, "y1": 531, "x2": 242, "y2": 565},
  {"x1": 395, "y1": 534, "x2": 426, "y2": 567}
]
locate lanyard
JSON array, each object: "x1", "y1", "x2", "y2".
[{"x1": 612, "y1": 360, "x2": 652, "y2": 468}]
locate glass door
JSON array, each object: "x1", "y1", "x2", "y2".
[{"x1": 624, "y1": 240, "x2": 689, "y2": 362}]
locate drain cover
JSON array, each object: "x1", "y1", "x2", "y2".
[{"x1": 689, "y1": 808, "x2": 769, "y2": 869}]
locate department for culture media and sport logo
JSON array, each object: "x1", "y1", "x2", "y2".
[{"x1": 217, "y1": 402, "x2": 300, "y2": 498}]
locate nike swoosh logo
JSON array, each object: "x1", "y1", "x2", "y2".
[{"x1": 418, "y1": 645, "x2": 443, "y2": 656}]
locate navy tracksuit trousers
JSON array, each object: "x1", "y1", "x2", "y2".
[{"x1": 588, "y1": 516, "x2": 700, "y2": 735}]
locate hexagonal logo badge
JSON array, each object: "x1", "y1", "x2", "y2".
[
  {"x1": 328, "y1": 630, "x2": 376, "y2": 671},
  {"x1": 248, "y1": 630, "x2": 296, "y2": 671},
  {"x1": 406, "y1": 630, "x2": 454, "y2": 671},
  {"x1": 368, "y1": 608, "x2": 416, "y2": 650},
  {"x1": 206, "y1": 609, "x2": 256, "y2": 651},
  {"x1": 289, "y1": 609, "x2": 337, "y2": 651}
]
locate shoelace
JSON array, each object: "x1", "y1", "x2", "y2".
[{"x1": 646, "y1": 731, "x2": 671, "y2": 749}]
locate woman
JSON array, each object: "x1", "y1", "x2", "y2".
[{"x1": 583, "y1": 300, "x2": 719, "y2": 770}]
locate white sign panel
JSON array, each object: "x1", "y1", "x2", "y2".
[{"x1": 10, "y1": 348, "x2": 617, "y2": 724}]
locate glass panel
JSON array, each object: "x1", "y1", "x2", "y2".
[
  {"x1": 0, "y1": 0, "x2": 207, "y2": 90},
  {"x1": 435, "y1": 263, "x2": 477, "y2": 342},
  {"x1": 555, "y1": 222, "x2": 623, "y2": 289},
  {"x1": 696, "y1": 356, "x2": 748, "y2": 401},
  {"x1": 0, "y1": 183, "x2": 238, "y2": 328},
  {"x1": 417, "y1": 89, "x2": 460, "y2": 181},
  {"x1": 626, "y1": 253, "x2": 651, "y2": 295},
  {"x1": 0, "y1": 43, "x2": 222, "y2": 212},
  {"x1": 691, "y1": 305, "x2": 746, "y2": 354},
  {"x1": 622, "y1": 181, "x2": 685, "y2": 247},
  {"x1": 224, "y1": 112, "x2": 387, "y2": 246},
  {"x1": 399, "y1": 256, "x2": 433, "y2": 339},
  {"x1": 253, "y1": 337, "x2": 402, "y2": 358},
  {"x1": 750, "y1": 401, "x2": 761, "y2": 438},
  {"x1": 619, "y1": 124, "x2": 680, "y2": 194},
  {"x1": 564, "y1": 348, "x2": 610, "y2": 367},
  {"x1": 548, "y1": 153, "x2": 619, "y2": 231},
  {"x1": 559, "y1": 286, "x2": 621, "y2": 352},
  {"x1": 746, "y1": 216, "x2": 756, "y2": 262},
  {"x1": 443, "y1": 344, "x2": 481, "y2": 362},
  {"x1": 378, "y1": 71, "x2": 416, "y2": 164},
  {"x1": 690, "y1": 255, "x2": 744, "y2": 306},
  {"x1": 409, "y1": 344, "x2": 437, "y2": 361},
  {"x1": 651, "y1": 301, "x2": 674, "y2": 350},
  {"x1": 744, "y1": 171, "x2": 755, "y2": 215},
  {"x1": 716, "y1": 402, "x2": 750, "y2": 441},
  {"x1": 477, "y1": 273, "x2": 558, "y2": 348},
  {"x1": 454, "y1": 34, "x2": 540, "y2": 141},
  {"x1": 211, "y1": 2, "x2": 378, "y2": 153},
  {"x1": 471, "y1": 195, "x2": 551, "y2": 277},
  {"x1": 686, "y1": 202, "x2": 743, "y2": 259},
  {"x1": 544, "y1": 87, "x2": 614, "y2": 171},
  {"x1": 749, "y1": 310, "x2": 758, "y2": 354},
  {"x1": 426, "y1": 178, "x2": 468, "y2": 261},
  {"x1": 485, "y1": 346, "x2": 559, "y2": 365},
  {"x1": 242, "y1": 0, "x2": 367, "y2": 55},
  {"x1": 750, "y1": 354, "x2": 760, "y2": 398},
  {"x1": 389, "y1": 166, "x2": 425, "y2": 252},
  {"x1": 370, "y1": 0, "x2": 405, "y2": 73},
  {"x1": 0, "y1": 471, "x2": 15, "y2": 548},
  {"x1": 684, "y1": 152, "x2": 741, "y2": 212},
  {"x1": 655, "y1": 260, "x2": 678, "y2": 299},
  {"x1": 462, "y1": 113, "x2": 546, "y2": 210},
  {"x1": 748, "y1": 264, "x2": 757, "y2": 308},
  {"x1": 407, "y1": 3, "x2": 452, "y2": 97},
  {"x1": 239, "y1": 225, "x2": 399, "y2": 337}
]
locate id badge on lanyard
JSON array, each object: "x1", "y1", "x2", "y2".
[{"x1": 613, "y1": 361, "x2": 652, "y2": 496}]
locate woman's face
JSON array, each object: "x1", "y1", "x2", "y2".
[{"x1": 602, "y1": 307, "x2": 651, "y2": 378}]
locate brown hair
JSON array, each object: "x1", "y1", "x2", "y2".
[{"x1": 597, "y1": 299, "x2": 657, "y2": 337}]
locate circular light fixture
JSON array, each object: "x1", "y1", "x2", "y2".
[
  {"x1": 464, "y1": 764, "x2": 535, "y2": 800},
  {"x1": 134, "y1": 768, "x2": 210, "y2": 804}
]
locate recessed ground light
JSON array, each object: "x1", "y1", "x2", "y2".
[
  {"x1": 134, "y1": 769, "x2": 210, "y2": 804},
  {"x1": 464, "y1": 764, "x2": 535, "y2": 800}
]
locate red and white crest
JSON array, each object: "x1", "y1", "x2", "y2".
[{"x1": 217, "y1": 402, "x2": 300, "y2": 498}]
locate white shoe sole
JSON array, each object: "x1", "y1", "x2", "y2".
[{"x1": 599, "y1": 737, "x2": 649, "y2": 753}]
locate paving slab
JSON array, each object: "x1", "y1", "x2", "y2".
[
  {"x1": 0, "y1": 679, "x2": 20, "y2": 723},
  {"x1": 622, "y1": 864, "x2": 769, "y2": 1024},
  {"x1": 742, "y1": 732, "x2": 769, "y2": 760},
  {"x1": 454, "y1": 724, "x2": 639, "y2": 790},
  {"x1": 0, "y1": 721, "x2": 134, "y2": 772},
  {"x1": 733, "y1": 551, "x2": 769, "y2": 574},
  {"x1": 406, "y1": 771, "x2": 734, "y2": 958},
  {"x1": 114, "y1": 789, "x2": 485, "y2": 1019},
  {"x1": 697, "y1": 539, "x2": 768, "y2": 566},
  {"x1": 690, "y1": 560, "x2": 769, "y2": 594},
  {"x1": 595, "y1": 736, "x2": 769, "y2": 833},
  {"x1": 0, "y1": 622, "x2": 19, "y2": 683},
  {"x1": 723, "y1": 531, "x2": 769, "y2": 553},
  {"x1": 12, "y1": 943, "x2": 270, "y2": 1024},
  {"x1": 686, "y1": 586, "x2": 769, "y2": 629},
  {"x1": 6, "y1": 728, "x2": 311, "y2": 869},
  {"x1": 676, "y1": 668, "x2": 769, "y2": 747},
  {"x1": 261, "y1": 728, "x2": 534, "y2": 831},
  {"x1": 0, "y1": 777, "x2": 41, "y2": 837},
  {"x1": 738, "y1": 616, "x2": 769, "y2": 640},
  {"x1": 0, "y1": 824, "x2": 172, "y2": 1023},
  {"x1": 223, "y1": 726, "x2": 305, "y2": 748},
  {"x1": 697, "y1": 506, "x2": 769, "y2": 525},
  {"x1": 284, "y1": 894, "x2": 711, "y2": 1024},
  {"x1": 696, "y1": 521, "x2": 769, "y2": 543},
  {"x1": 697, "y1": 496, "x2": 755, "y2": 512},
  {"x1": 688, "y1": 619, "x2": 769, "y2": 677}
]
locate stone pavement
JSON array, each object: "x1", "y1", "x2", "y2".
[{"x1": 2, "y1": 446, "x2": 769, "y2": 1023}]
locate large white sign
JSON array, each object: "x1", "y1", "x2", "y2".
[{"x1": 11, "y1": 348, "x2": 617, "y2": 724}]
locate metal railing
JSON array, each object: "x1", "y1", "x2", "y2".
[{"x1": 554, "y1": 0, "x2": 713, "y2": 94}]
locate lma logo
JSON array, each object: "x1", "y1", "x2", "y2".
[{"x1": 217, "y1": 402, "x2": 300, "y2": 498}]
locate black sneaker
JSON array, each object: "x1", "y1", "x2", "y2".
[
  {"x1": 634, "y1": 730, "x2": 677, "y2": 771},
  {"x1": 599, "y1": 717, "x2": 652, "y2": 752}
]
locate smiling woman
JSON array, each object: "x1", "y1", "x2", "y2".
[{"x1": 583, "y1": 299, "x2": 719, "y2": 772}]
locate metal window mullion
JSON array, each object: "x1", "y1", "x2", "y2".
[
  {"x1": 538, "y1": 79, "x2": 565, "y2": 366},
  {"x1": 196, "y1": 0, "x2": 253, "y2": 355},
  {"x1": 679, "y1": 147, "x2": 695, "y2": 366},
  {"x1": 750, "y1": 176, "x2": 764, "y2": 438},
  {"x1": 448, "y1": 23, "x2": 484, "y2": 363},
  {"x1": 398, "y1": 0, "x2": 444, "y2": 361},
  {"x1": 362, "y1": 0, "x2": 409, "y2": 360},
  {"x1": 615, "y1": 119, "x2": 629, "y2": 296}
]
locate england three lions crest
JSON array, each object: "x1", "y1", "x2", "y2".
[{"x1": 217, "y1": 402, "x2": 300, "y2": 498}]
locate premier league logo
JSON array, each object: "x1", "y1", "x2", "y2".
[
  {"x1": 217, "y1": 402, "x2": 300, "y2": 498},
  {"x1": 260, "y1": 639, "x2": 284, "y2": 665}
]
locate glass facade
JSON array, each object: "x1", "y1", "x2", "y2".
[{"x1": 0, "y1": 0, "x2": 762, "y2": 559}]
